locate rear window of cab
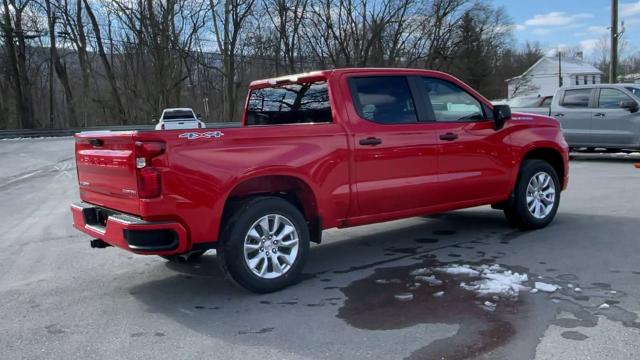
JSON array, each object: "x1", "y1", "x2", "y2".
[{"x1": 246, "y1": 81, "x2": 332, "y2": 125}]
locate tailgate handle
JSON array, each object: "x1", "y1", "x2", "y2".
[{"x1": 88, "y1": 138, "x2": 104, "y2": 147}]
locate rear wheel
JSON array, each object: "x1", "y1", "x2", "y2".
[
  {"x1": 218, "y1": 196, "x2": 309, "y2": 293},
  {"x1": 504, "y1": 159, "x2": 560, "y2": 230}
]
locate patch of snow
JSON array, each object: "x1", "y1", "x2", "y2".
[
  {"x1": 415, "y1": 275, "x2": 443, "y2": 286},
  {"x1": 434, "y1": 264, "x2": 480, "y2": 276},
  {"x1": 375, "y1": 278, "x2": 402, "y2": 285},
  {"x1": 394, "y1": 293, "x2": 414, "y2": 302},
  {"x1": 551, "y1": 299, "x2": 561, "y2": 303},
  {"x1": 574, "y1": 287, "x2": 582, "y2": 293},
  {"x1": 409, "y1": 268, "x2": 430, "y2": 276},
  {"x1": 610, "y1": 290, "x2": 617, "y2": 295},
  {"x1": 483, "y1": 301, "x2": 497, "y2": 312},
  {"x1": 567, "y1": 284, "x2": 574, "y2": 288},
  {"x1": 535, "y1": 282, "x2": 558, "y2": 293},
  {"x1": 530, "y1": 288, "x2": 539, "y2": 294},
  {"x1": 433, "y1": 291, "x2": 444, "y2": 297},
  {"x1": 599, "y1": 303, "x2": 610, "y2": 310},
  {"x1": 460, "y1": 270, "x2": 528, "y2": 298}
]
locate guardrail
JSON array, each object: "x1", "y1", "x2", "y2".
[{"x1": 0, "y1": 123, "x2": 239, "y2": 139}]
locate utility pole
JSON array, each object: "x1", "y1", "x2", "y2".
[
  {"x1": 610, "y1": 0, "x2": 618, "y2": 83},
  {"x1": 558, "y1": 50, "x2": 563, "y2": 87}
]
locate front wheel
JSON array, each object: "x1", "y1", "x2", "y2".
[
  {"x1": 504, "y1": 159, "x2": 560, "y2": 230},
  {"x1": 218, "y1": 196, "x2": 310, "y2": 293}
]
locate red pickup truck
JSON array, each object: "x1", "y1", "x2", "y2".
[{"x1": 71, "y1": 68, "x2": 569, "y2": 293}]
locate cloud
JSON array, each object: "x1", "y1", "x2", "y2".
[
  {"x1": 580, "y1": 38, "x2": 600, "y2": 52},
  {"x1": 532, "y1": 28, "x2": 553, "y2": 36},
  {"x1": 524, "y1": 12, "x2": 594, "y2": 26},
  {"x1": 620, "y1": 1, "x2": 640, "y2": 17},
  {"x1": 588, "y1": 25, "x2": 609, "y2": 35}
]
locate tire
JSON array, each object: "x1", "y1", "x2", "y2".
[
  {"x1": 161, "y1": 250, "x2": 207, "y2": 263},
  {"x1": 217, "y1": 196, "x2": 310, "y2": 293},
  {"x1": 504, "y1": 159, "x2": 561, "y2": 230}
]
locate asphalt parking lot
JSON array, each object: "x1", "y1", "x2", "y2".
[{"x1": 1, "y1": 137, "x2": 639, "y2": 360}]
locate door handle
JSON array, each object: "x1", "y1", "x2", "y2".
[
  {"x1": 553, "y1": 113, "x2": 564, "y2": 117},
  {"x1": 594, "y1": 113, "x2": 605, "y2": 117},
  {"x1": 439, "y1": 133, "x2": 458, "y2": 141},
  {"x1": 359, "y1": 137, "x2": 383, "y2": 146}
]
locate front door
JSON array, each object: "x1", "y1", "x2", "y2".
[
  {"x1": 591, "y1": 87, "x2": 639, "y2": 147},
  {"x1": 416, "y1": 76, "x2": 513, "y2": 205}
]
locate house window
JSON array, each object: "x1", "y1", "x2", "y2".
[
  {"x1": 575, "y1": 76, "x2": 579, "y2": 85},
  {"x1": 592, "y1": 75, "x2": 596, "y2": 84},
  {"x1": 583, "y1": 76, "x2": 588, "y2": 85}
]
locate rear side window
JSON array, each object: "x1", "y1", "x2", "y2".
[
  {"x1": 598, "y1": 88, "x2": 632, "y2": 108},
  {"x1": 349, "y1": 77, "x2": 417, "y2": 124},
  {"x1": 561, "y1": 89, "x2": 591, "y2": 108},
  {"x1": 422, "y1": 77, "x2": 484, "y2": 121},
  {"x1": 541, "y1": 97, "x2": 552, "y2": 107},
  {"x1": 246, "y1": 81, "x2": 332, "y2": 125}
]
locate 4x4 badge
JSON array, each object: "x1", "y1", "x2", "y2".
[{"x1": 179, "y1": 131, "x2": 224, "y2": 139}]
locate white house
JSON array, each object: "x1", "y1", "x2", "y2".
[{"x1": 506, "y1": 56, "x2": 603, "y2": 99}]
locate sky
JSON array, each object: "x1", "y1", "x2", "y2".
[{"x1": 493, "y1": 0, "x2": 640, "y2": 58}]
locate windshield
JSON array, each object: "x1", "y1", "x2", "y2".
[
  {"x1": 625, "y1": 87, "x2": 640, "y2": 99},
  {"x1": 508, "y1": 97, "x2": 540, "y2": 108}
]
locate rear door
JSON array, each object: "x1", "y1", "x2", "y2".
[
  {"x1": 416, "y1": 76, "x2": 512, "y2": 204},
  {"x1": 591, "y1": 87, "x2": 640, "y2": 147},
  {"x1": 553, "y1": 88, "x2": 594, "y2": 146},
  {"x1": 345, "y1": 75, "x2": 441, "y2": 216}
]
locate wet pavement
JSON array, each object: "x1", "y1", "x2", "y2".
[{"x1": 1, "y1": 138, "x2": 639, "y2": 360}]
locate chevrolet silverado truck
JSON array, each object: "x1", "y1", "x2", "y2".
[{"x1": 71, "y1": 68, "x2": 569, "y2": 293}]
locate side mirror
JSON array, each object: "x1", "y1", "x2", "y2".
[
  {"x1": 620, "y1": 100, "x2": 639, "y2": 113},
  {"x1": 493, "y1": 104, "x2": 511, "y2": 130},
  {"x1": 197, "y1": 113, "x2": 203, "y2": 119}
]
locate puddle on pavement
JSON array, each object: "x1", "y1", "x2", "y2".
[
  {"x1": 336, "y1": 252, "x2": 639, "y2": 359},
  {"x1": 337, "y1": 257, "x2": 536, "y2": 360}
]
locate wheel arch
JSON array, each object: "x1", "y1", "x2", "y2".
[
  {"x1": 221, "y1": 174, "x2": 322, "y2": 243},
  {"x1": 519, "y1": 147, "x2": 566, "y2": 188}
]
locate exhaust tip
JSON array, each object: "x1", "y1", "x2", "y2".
[{"x1": 90, "y1": 239, "x2": 111, "y2": 248}]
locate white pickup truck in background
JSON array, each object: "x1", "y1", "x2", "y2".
[{"x1": 155, "y1": 108, "x2": 206, "y2": 130}]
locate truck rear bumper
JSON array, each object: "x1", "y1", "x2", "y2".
[{"x1": 70, "y1": 202, "x2": 188, "y2": 255}]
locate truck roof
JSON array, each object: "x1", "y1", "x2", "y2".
[
  {"x1": 249, "y1": 68, "x2": 460, "y2": 88},
  {"x1": 248, "y1": 67, "x2": 493, "y2": 107}
]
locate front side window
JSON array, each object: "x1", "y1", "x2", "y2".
[
  {"x1": 246, "y1": 81, "x2": 332, "y2": 125},
  {"x1": 598, "y1": 88, "x2": 633, "y2": 109},
  {"x1": 349, "y1": 76, "x2": 417, "y2": 124},
  {"x1": 422, "y1": 77, "x2": 484, "y2": 121},
  {"x1": 561, "y1": 89, "x2": 591, "y2": 108}
]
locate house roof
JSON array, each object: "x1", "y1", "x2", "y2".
[{"x1": 506, "y1": 56, "x2": 603, "y2": 82}]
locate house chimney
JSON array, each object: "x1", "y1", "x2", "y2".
[{"x1": 576, "y1": 51, "x2": 584, "y2": 61}]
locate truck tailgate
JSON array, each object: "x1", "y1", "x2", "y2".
[{"x1": 75, "y1": 132, "x2": 140, "y2": 215}]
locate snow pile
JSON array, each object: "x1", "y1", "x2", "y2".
[
  {"x1": 414, "y1": 275, "x2": 443, "y2": 286},
  {"x1": 434, "y1": 264, "x2": 479, "y2": 276}
]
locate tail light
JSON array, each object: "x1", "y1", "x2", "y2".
[{"x1": 135, "y1": 141, "x2": 165, "y2": 198}]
